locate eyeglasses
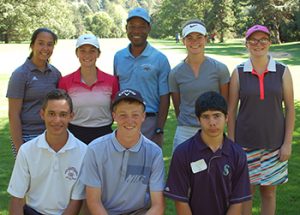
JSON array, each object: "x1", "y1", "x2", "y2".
[{"x1": 247, "y1": 38, "x2": 270, "y2": 45}]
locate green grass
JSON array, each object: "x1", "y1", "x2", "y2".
[
  {"x1": 151, "y1": 38, "x2": 300, "y2": 66},
  {"x1": 1, "y1": 40, "x2": 300, "y2": 214},
  {"x1": 269, "y1": 42, "x2": 300, "y2": 66}
]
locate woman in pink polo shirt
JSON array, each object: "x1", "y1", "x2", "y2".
[
  {"x1": 228, "y1": 25, "x2": 295, "y2": 214},
  {"x1": 59, "y1": 34, "x2": 119, "y2": 144}
]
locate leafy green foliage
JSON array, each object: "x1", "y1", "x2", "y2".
[
  {"x1": 0, "y1": 0, "x2": 299, "y2": 42},
  {"x1": 152, "y1": 0, "x2": 300, "y2": 43}
]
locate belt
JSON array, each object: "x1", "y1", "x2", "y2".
[{"x1": 146, "y1": 112, "x2": 157, "y2": 117}]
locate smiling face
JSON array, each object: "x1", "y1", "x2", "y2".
[
  {"x1": 246, "y1": 31, "x2": 271, "y2": 57},
  {"x1": 183, "y1": 32, "x2": 207, "y2": 55},
  {"x1": 112, "y1": 100, "x2": 145, "y2": 137},
  {"x1": 126, "y1": 17, "x2": 150, "y2": 48},
  {"x1": 76, "y1": 44, "x2": 100, "y2": 68},
  {"x1": 30, "y1": 32, "x2": 55, "y2": 64},
  {"x1": 40, "y1": 99, "x2": 74, "y2": 137}
]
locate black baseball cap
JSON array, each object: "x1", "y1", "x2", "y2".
[{"x1": 112, "y1": 89, "x2": 146, "y2": 109}]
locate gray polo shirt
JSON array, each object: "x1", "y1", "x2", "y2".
[
  {"x1": 6, "y1": 58, "x2": 61, "y2": 135},
  {"x1": 169, "y1": 56, "x2": 229, "y2": 127},
  {"x1": 80, "y1": 131, "x2": 165, "y2": 214}
]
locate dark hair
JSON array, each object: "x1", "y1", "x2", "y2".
[
  {"x1": 42, "y1": 89, "x2": 73, "y2": 113},
  {"x1": 29, "y1": 28, "x2": 58, "y2": 59},
  {"x1": 195, "y1": 91, "x2": 227, "y2": 118},
  {"x1": 182, "y1": 19, "x2": 206, "y2": 29}
]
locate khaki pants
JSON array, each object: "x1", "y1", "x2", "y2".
[{"x1": 141, "y1": 115, "x2": 163, "y2": 147}]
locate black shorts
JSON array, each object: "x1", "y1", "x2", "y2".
[{"x1": 68, "y1": 123, "x2": 112, "y2": 144}]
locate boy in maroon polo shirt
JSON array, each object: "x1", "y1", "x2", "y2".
[{"x1": 164, "y1": 91, "x2": 251, "y2": 214}]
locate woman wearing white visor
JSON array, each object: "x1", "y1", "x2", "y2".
[{"x1": 169, "y1": 19, "x2": 230, "y2": 151}]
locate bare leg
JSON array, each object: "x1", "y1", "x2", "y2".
[
  {"x1": 242, "y1": 185, "x2": 256, "y2": 215},
  {"x1": 260, "y1": 185, "x2": 277, "y2": 215},
  {"x1": 80, "y1": 200, "x2": 91, "y2": 215}
]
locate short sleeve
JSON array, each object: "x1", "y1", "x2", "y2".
[
  {"x1": 58, "y1": 77, "x2": 67, "y2": 91},
  {"x1": 218, "y1": 63, "x2": 230, "y2": 85},
  {"x1": 158, "y1": 55, "x2": 171, "y2": 95},
  {"x1": 111, "y1": 76, "x2": 120, "y2": 100},
  {"x1": 7, "y1": 147, "x2": 30, "y2": 198},
  {"x1": 230, "y1": 149, "x2": 251, "y2": 204},
  {"x1": 71, "y1": 177, "x2": 86, "y2": 200},
  {"x1": 113, "y1": 53, "x2": 119, "y2": 76},
  {"x1": 164, "y1": 148, "x2": 190, "y2": 202},
  {"x1": 149, "y1": 149, "x2": 165, "y2": 192},
  {"x1": 6, "y1": 69, "x2": 26, "y2": 99},
  {"x1": 168, "y1": 69, "x2": 179, "y2": 93},
  {"x1": 79, "y1": 147, "x2": 102, "y2": 188}
]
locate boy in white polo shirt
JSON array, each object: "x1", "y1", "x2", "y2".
[{"x1": 7, "y1": 89, "x2": 87, "y2": 215}]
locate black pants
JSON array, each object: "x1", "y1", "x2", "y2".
[
  {"x1": 23, "y1": 205, "x2": 43, "y2": 215},
  {"x1": 68, "y1": 123, "x2": 112, "y2": 144}
]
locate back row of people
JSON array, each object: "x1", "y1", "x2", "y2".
[{"x1": 6, "y1": 7, "x2": 294, "y2": 215}]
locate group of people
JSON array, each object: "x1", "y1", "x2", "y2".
[{"x1": 6, "y1": 6, "x2": 294, "y2": 215}]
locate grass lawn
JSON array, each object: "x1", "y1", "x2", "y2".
[{"x1": 0, "y1": 39, "x2": 300, "y2": 214}]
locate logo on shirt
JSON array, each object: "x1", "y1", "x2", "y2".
[
  {"x1": 65, "y1": 167, "x2": 78, "y2": 180},
  {"x1": 32, "y1": 76, "x2": 38, "y2": 81},
  {"x1": 223, "y1": 164, "x2": 231, "y2": 176},
  {"x1": 141, "y1": 64, "x2": 152, "y2": 72},
  {"x1": 126, "y1": 174, "x2": 148, "y2": 184}
]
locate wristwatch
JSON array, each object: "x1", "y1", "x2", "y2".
[{"x1": 155, "y1": 128, "x2": 164, "y2": 134}]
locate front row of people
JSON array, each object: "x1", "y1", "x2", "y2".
[{"x1": 8, "y1": 88, "x2": 251, "y2": 215}]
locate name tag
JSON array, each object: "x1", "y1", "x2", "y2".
[{"x1": 190, "y1": 159, "x2": 207, "y2": 173}]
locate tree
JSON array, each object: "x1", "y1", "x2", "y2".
[
  {"x1": 84, "y1": 12, "x2": 118, "y2": 38},
  {"x1": 245, "y1": 0, "x2": 300, "y2": 43},
  {"x1": 206, "y1": 0, "x2": 235, "y2": 42},
  {"x1": 151, "y1": 0, "x2": 211, "y2": 38},
  {"x1": 0, "y1": 0, "x2": 76, "y2": 43},
  {"x1": 0, "y1": 0, "x2": 32, "y2": 43}
]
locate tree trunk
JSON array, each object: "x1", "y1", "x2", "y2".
[
  {"x1": 272, "y1": 24, "x2": 281, "y2": 44},
  {"x1": 5, "y1": 33, "x2": 9, "y2": 44},
  {"x1": 220, "y1": 30, "x2": 224, "y2": 43}
]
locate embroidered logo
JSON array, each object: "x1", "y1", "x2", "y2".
[
  {"x1": 141, "y1": 64, "x2": 152, "y2": 72},
  {"x1": 118, "y1": 89, "x2": 136, "y2": 97},
  {"x1": 189, "y1": 24, "x2": 197, "y2": 28},
  {"x1": 65, "y1": 167, "x2": 78, "y2": 180},
  {"x1": 223, "y1": 164, "x2": 230, "y2": 176}
]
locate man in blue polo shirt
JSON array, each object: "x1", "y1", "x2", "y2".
[
  {"x1": 164, "y1": 91, "x2": 251, "y2": 214},
  {"x1": 114, "y1": 7, "x2": 171, "y2": 147}
]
